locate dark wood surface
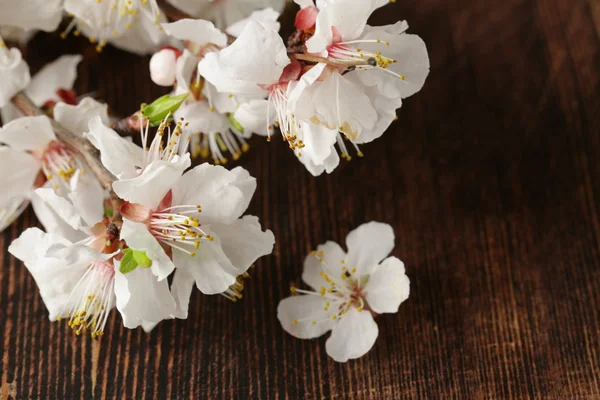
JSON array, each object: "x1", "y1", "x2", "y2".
[{"x1": 2, "y1": 0, "x2": 600, "y2": 398}]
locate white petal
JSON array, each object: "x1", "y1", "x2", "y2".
[
  {"x1": 219, "y1": 20, "x2": 289, "y2": 85},
  {"x1": 0, "y1": 195, "x2": 28, "y2": 232},
  {"x1": 25, "y1": 55, "x2": 82, "y2": 107},
  {"x1": 209, "y1": 215, "x2": 275, "y2": 273},
  {"x1": 198, "y1": 52, "x2": 267, "y2": 97},
  {"x1": 325, "y1": 307, "x2": 379, "y2": 362},
  {"x1": 86, "y1": 116, "x2": 143, "y2": 179},
  {"x1": 225, "y1": 8, "x2": 281, "y2": 37},
  {"x1": 297, "y1": 144, "x2": 340, "y2": 176},
  {"x1": 114, "y1": 265, "x2": 176, "y2": 329},
  {"x1": 170, "y1": 268, "x2": 195, "y2": 318},
  {"x1": 162, "y1": 19, "x2": 227, "y2": 48},
  {"x1": 233, "y1": 99, "x2": 273, "y2": 137},
  {"x1": 172, "y1": 164, "x2": 256, "y2": 225},
  {"x1": 302, "y1": 240, "x2": 346, "y2": 291},
  {"x1": 174, "y1": 49, "x2": 199, "y2": 94},
  {"x1": 0, "y1": 115, "x2": 54, "y2": 152},
  {"x1": 0, "y1": 0, "x2": 62, "y2": 32},
  {"x1": 113, "y1": 155, "x2": 190, "y2": 209},
  {"x1": 172, "y1": 232, "x2": 239, "y2": 295},
  {"x1": 0, "y1": 101, "x2": 23, "y2": 124},
  {"x1": 300, "y1": 122, "x2": 338, "y2": 166},
  {"x1": 34, "y1": 188, "x2": 86, "y2": 232},
  {"x1": 306, "y1": 0, "x2": 374, "y2": 54},
  {"x1": 286, "y1": 63, "x2": 326, "y2": 119},
  {"x1": 68, "y1": 169, "x2": 105, "y2": 228},
  {"x1": 0, "y1": 47, "x2": 30, "y2": 108},
  {"x1": 105, "y1": 13, "x2": 168, "y2": 55},
  {"x1": 120, "y1": 219, "x2": 176, "y2": 281},
  {"x1": 345, "y1": 222, "x2": 394, "y2": 276},
  {"x1": 30, "y1": 186, "x2": 86, "y2": 242},
  {"x1": 294, "y1": 0, "x2": 314, "y2": 9},
  {"x1": 175, "y1": 101, "x2": 229, "y2": 134},
  {"x1": 277, "y1": 295, "x2": 335, "y2": 339},
  {"x1": 0, "y1": 146, "x2": 39, "y2": 204},
  {"x1": 364, "y1": 257, "x2": 410, "y2": 314},
  {"x1": 54, "y1": 97, "x2": 109, "y2": 136}
]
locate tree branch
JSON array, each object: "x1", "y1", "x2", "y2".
[
  {"x1": 11, "y1": 92, "x2": 116, "y2": 190},
  {"x1": 292, "y1": 53, "x2": 376, "y2": 68}
]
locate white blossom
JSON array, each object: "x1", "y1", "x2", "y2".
[
  {"x1": 0, "y1": 38, "x2": 30, "y2": 108},
  {"x1": 277, "y1": 222, "x2": 409, "y2": 362}
]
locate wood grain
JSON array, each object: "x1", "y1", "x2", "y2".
[{"x1": 2, "y1": 0, "x2": 600, "y2": 398}]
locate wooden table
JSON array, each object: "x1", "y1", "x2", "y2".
[{"x1": 1, "y1": 1, "x2": 600, "y2": 398}]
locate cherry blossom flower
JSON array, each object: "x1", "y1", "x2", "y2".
[
  {"x1": 62, "y1": 0, "x2": 167, "y2": 54},
  {"x1": 166, "y1": 0, "x2": 285, "y2": 29},
  {"x1": 0, "y1": 38, "x2": 30, "y2": 108},
  {"x1": 0, "y1": 114, "x2": 106, "y2": 234},
  {"x1": 277, "y1": 222, "x2": 409, "y2": 362},
  {"x1": 87, "y1": 115, "x2": 274, "y2": 307}
]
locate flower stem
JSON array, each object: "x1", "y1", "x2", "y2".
[{"x1": 12, "y1": 92, "x2": 116, "y2": 190}]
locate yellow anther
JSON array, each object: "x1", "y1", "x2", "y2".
[
  {"x1": 190, "y1": 252, "x2": 196, "y2": 257},
  {"x1": 290, "y1": 286, "x2": 296, "y2": 293},
  {"x1": 312, "y1": 321, "x2": 317, "y2": 325},
  {"x1": 292, "y1": 319, "x2": 298, "y2": 325}
]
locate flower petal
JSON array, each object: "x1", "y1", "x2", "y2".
[
  {"x1": 345, "y1": 222, "x2": 394, "y2": 276},
  {"x1": 209, "y1": 215, "x2": 275, "y2": 273},
  {"x1": 0, "y1": 47, "x2": 30, "y2": 108},
  {"x1": 0, "y1": 0, "x2": 63, "y2": 32},
  {"x1": 114, "y1": 265, "x2": 176, "y2": 329},
  {"x1": 162, "y1": 19, "x2": 227, "y2": 48},
  {"x1": 174, "y1": 49, "x2": 198, "y2": 94},
  {"x1": 277, "y1": 295, "x2": 335, "y2": 339},
  {"x1": 0, "y1": 146, "x2": 39, "y2": 204},
  {"x1": 170, "y1": 268, "x2": 195, "y2": 318},
  {"x1": 225, "y1": 8, "x2": 281, "y2": 37},
  {"x1": 219, "y1": 20, "x2": 290, "y2": 85},
  {"x1": 25, "y1": 55, "x2": 82, "y2": 106},
  {"x1": 86, "y1": 116, "x2": 143, "y2": 179},
  {"x1": 30, "y1": 186, "x2": 85, "y2": 242},
  {"x1": 198, "y1": 52, "x2": 267, "y2": 97},
  {"x1": 54, "y1": 97, "x2": 109, "y2": 136},
  {"x1": 175, "y1": 101, "x2": 229, "y2": 134},
  {"x1": 364, "y1": 257, "x2": 410, "y2": 314},
  {"x1": 232, "y1": 99, "x2": 274, "y2": 137},
  {"x1": 34, "y1": 188, "x2": 86, "y2": 232},
  {"x1": 302, "y1": 240, "x2": 346, "y2": 291},
  {"x1": 120, "y1": 219, "x2": 176, "y2": 281},
  {"x1": 172, "y1": 164, "x2": 256, "y2": 225},
  {"x1": 325, "y1": 307, "x2": 379, "y2": 362},
  {"x1": 0, "y1": 195, "x2": 28, "y2": 233},
  {"x1": 67, "y1": 169, "x2": 105, "y2": 228},
  {"x1": 0, "y1": 115, "x2": 55, "y2": 152}
]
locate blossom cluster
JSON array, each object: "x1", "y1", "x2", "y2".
[{"x1": 0, "y1": 0, "x2": 426, "y2": 361}]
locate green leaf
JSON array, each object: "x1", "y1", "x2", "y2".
[
  {"x1": 228, "y1": 113, "x2": 244, "y2": 134},
  {"x1": 140, "y1": 93, "x2": 190, "y2": 127},
  {"x1": 119, "y1": 248, "x2": 138, "y2": 274},
  {"x1": 103, "y1": 205, "x2": 114, "y2": 218},
  {"x1": 132, "y1": 249, "x2": 152, "y2": 268}
]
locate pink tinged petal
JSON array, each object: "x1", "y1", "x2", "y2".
[
  {"x1": 30, "y1": 187, "x2": 85, "y2": 242},
  {"x1": 325, "y1": 307, "x2": 379, "y2": 362},
  {"x1": 114, "y1": 265, "x2": 177, "y2": 330},
  {"x1": 120, "y1": 202, "x2": 152, "y2": 223},
  {"x1": 34, "y1": 188, "x2": 87, "y2": 232},
  {"x1": 120, "y1": 219, "x2": 176, "y2": 281},
  {"x1": 0, "y1": 115, "x2": 55, "y2": 152},
  {"x1": 364, "y1": 257, "x2": 410, "y2": 314},
  {"x1": 172, "y1": 164, "x2": 256, "y2": 225},
  {"x1": 0, "y1": 47, "x2": 30, "y2": 108},
  {"x1": 54, "y1": 97, "x2": 109, "y2": 136},
  {"x1": 113, "y1": 156, "x2": 191, "y2": 210},
  {"x1": 226, "y1": 8, "x2": 281, "y2": 37},
  {"x1": 162, "y1": 19, "x2": 228, "y2": 48},
  {"x1": 209, "y1": 215, "x2": 275, "y2": 274},
  {"x1": 219, "y1": 20, "x2": 290, "y2": 85},
  {"x1": 0, "y1": 146, "x2": 40, "y2": 204},
  {"x1": 172, "y1": 231, "x2": 239, "y2": 295},
  {"x1": 295, "y1": 5, "x2": 319, "y2": 30},
  {"x1": 345, "y1": 222, "x2": 394, "y2": 276},
  {"x1": 277, "y1": 295, "x2": 335, "y2": 339},
  {"x1": 170, "y1": 268, "x2": 195, "y2": 319},
  {"x1": 25, "y1": 55, "x2": 82, "y2": 107},
  {"x1": 67, "y1": 169, "x2": 105, "y2": 228},
  {"x1": 302, "y1": 240, "x2": 347, "y2": 291},
  {"x1": 86, "y1": 116, "x2": 143, "y2": 179},
  {"x1": 0, "y1": 0, "x2": 63, "y2": 32},
  {"x1": 306, "y1": 0, "x2": 374, "y2": 54}
]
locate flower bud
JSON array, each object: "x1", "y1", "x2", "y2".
[{"x1": 149, "y1": 48, "x2": 179, "y2": 87}]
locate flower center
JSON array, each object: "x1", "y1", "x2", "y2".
[
  {"x1": 327, "y1": 40, "x2": 406, "y2": 81},
  {"x1": 58, "y1": 260, "x2": 115, "y2": 338},
  {"x1": 40, "y1": 140, "x2": 84, "y2": 190},
  {"x1": 139, "y1": 116, "x2": 190, "y2": 168}
]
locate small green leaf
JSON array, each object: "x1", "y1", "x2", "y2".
[
  {"x1": 119, "y1": 248, "x2": 138, "y2": 274},
  {"x1": 228, "y1": 113, "x2": 244, "y2": 134},
  {"x1": 132, "y1": 249, "x2": 152, "y2": 268},
  {"x1": 140, "y1": 93, "x2": 190, "y2": 127},
  {"x1": 104, "y1": 205, "x2": 114, "y2": 218}
]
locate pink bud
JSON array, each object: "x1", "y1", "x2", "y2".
[{"x1": 149, "y1": 48, "x2": 178, "y2": 87}]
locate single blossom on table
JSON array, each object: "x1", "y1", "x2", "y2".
[{"x1": 278, "y1": 222, "x2": 410, "y2": 362}]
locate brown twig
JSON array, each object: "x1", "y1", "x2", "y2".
[
  {"x1": 11, "y1": 92, "x2": 116, "y2": 190},
  {"x1": 292, "y1": 53, "x2": 376, "y2": 68}
]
